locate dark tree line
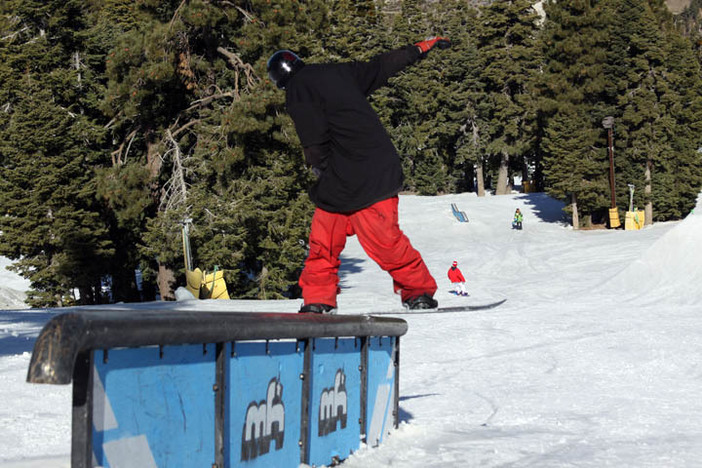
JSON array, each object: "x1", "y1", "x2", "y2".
[{"x1": 1, "y1": 0, "x2": 700, "y2": 306}]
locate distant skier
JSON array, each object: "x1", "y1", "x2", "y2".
[
  {"x1": 267, "y1": 37, "x2": 451, "y2": 313},
  {"x1": 513, "y1": 208, "x2": 523, "y2": 230},
  {"x1": 447, "y1": 261, "x2": 468, "y2": 296}
]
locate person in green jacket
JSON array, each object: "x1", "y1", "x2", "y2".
[{"x1": 513, "y1": 208, "x2": 523, "y2": 230}]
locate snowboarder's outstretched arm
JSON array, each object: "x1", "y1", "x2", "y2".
[{"x1": 350, "y1": 37, "x2": 450, "y2": 96}]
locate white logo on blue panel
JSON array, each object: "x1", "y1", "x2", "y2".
[
  {"x1": 318, "y1": 369, "x2": 348, "y2": 436},
  {"x1": 241, "y1": 377, "x2": 285, "y2": 461}
]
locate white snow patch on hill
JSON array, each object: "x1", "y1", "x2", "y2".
[{"x1": 0, "y1": 258, "x2": 29, "y2": 310}]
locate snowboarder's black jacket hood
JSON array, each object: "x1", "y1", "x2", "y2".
[{"x1": 285, "y1": 45, "x2": 422, "y2": 213}]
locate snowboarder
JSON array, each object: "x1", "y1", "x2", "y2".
[
  {"x1": 513, "y1": 208, "x2": 523, "y2": 230},
  {"x1": 447, "y1": 261, "x2": 468, "y2": 296},
  {"x1": 267, "y1": 38, "x2": 451, "y2": 313}
]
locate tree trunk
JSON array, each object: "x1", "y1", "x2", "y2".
[
  {"x1": 533, "y1": 153, "x2": 544, "y2": 192},
  {"x1": 476, "y1": 162, "x2": 485, "y2": 197},
  {"x1": 571, "y1": 193, "x2": 579, "y2": 230},
  {"x1": 146, "y1": 137, "x2": 177, "y2": 301},
  {"x1": 465, "y1": 164, "x2": 475, "y2": 193},
  {"x1": 78, "y1": 286, "x2": 92, "y2": 305},
  {"x1": 644, "y1": 159, "x2": 653, "y2": 225},
  {"x1": 259, "y1": 265, "x2": 268, "y2": 300},
  {"x1": 112, "y1": 268, "x2": 141, "y2": 303},
  {"x1": 495, "y1": 151, "x2": 510, "y2": 195},
  {"x1": 146, "y1": 136, "x2": 162, "y2": 178},
  {"x1": 157, "y1": 263, "x2": 176, "y2": 300}
]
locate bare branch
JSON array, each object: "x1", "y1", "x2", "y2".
[
  {"x1": 1, "y1": 26, "x2": 29, "y2": 42},
  {"x1": 186, "y1": 92, "x2": 235, "y2": 111},
  {"x1": 58, "y1": 106, "x2": 76, "y2": 118},
  {"x1": 171, "y1": 119, "x2": 202, "y2": 137},
  {"x1": 217, "y1": 3, "x2": 258, "y2": 24},
  {"x1": 169, "y1": 0, "x2": 188, "y2": 30},
  {"x1": 123, "y1": 130, "x2": 138, "y2": 164},
  {"x1": 103, "y1": 111, "x2": 124, "y2": 130},
  {"x1": 111, "y1": 128, "x2": 139, "y2": 166},
  {"x1": 160, "y1": 129, "x2": 190, "y2": 213},
  {"x1": 216, "y1": 46, "x2": 260, "y2": 97}
]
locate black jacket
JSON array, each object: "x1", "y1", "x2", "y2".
[{"x1": 286, "y1": 45, "x2": 422, "y2": 213}]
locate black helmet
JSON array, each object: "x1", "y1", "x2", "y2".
[{"x1": 267, "y1": 50, "x2": 304, "y2": 89}]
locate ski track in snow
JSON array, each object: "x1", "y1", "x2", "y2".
[{"x1": 1, "y1": 191, "x2": 701, "y2": 467}]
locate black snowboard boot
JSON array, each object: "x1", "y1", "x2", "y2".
[
  {"x1": 403, "y1": 293, "x2": 438, "y2": 310},
  {"x1": 299, "y1": 303, "x2": 336, "y2": 314}
]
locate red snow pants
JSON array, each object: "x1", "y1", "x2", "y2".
[{"x1": 299, "y1": 196, "x2": 437, "y2": 307}]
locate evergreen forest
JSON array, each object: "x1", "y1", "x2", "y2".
[{"x1": 1, "y1": 0, "x2": 701, "y2": 307}]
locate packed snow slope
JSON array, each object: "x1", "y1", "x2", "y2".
[
  {"x1": 0, "y1": 257, "x2": 29, "y2": 310},
  {"x1": 1, "y1": 191, "x2": 701, "y2": 467}
]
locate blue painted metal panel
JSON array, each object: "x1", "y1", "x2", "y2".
[
  {"x1": 227, "y1": 340, "x2": 304, "y2": 467},
  {"x1": 308, "y1": 338, "x2": 362, "y2": 466},
  {"x1": 92, "y1": 345, "x2": 216, "y2": 467},
  {"x1": 365, "y1": 336, "x2": 396, "y2": 447}
]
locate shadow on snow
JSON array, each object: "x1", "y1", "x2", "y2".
[
  {"x1": 514, "y1": 192, "x2": 568, "y2": 225},
  {"x1": 0, "y1": 310, "x2": 58, "y2": 357},
  {"x1": 398, "y1": 393, "x2": 441, "y2": 423}
]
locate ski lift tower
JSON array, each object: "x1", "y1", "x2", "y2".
[{"x1": 602, "y1": 116, "x2": 620, "y2": 228}]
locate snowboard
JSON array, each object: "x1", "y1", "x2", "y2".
[{"x1": 367, "y1": 298, "x2": 506, "y2": 315}]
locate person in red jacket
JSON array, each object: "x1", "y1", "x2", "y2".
[
  {"x1": 447, "y1": 261, "x2": 468, "y2": 296},
  {"x1": 267, "y1": 38, "x2": 450, "y2": 313}
]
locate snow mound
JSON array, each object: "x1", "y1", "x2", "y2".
[
  {"x1": 174, "y1": 286, "x2": 197, "y2": 301},
  {"x1": 0, "y1": 257, "x2": 30, "y2": 309},
  {"x1": 606, "y1": 206, "x2": 702, "y2": 305},
  {"x1": 0, "y1": 287, "x2": 28, "y2": 309}
]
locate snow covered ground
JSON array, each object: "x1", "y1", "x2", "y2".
[
  {"x1": 0, "y1": 257, "x2": 29, "y2": 311},
  {"x1": 1, "y1": 190, "x2": 701, "y2": 467}
]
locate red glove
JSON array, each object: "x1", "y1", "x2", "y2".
[{"x1": 415, "y1": 36, "x2": 451, "y2": 54}]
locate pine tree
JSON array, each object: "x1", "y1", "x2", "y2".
[
  {"x1": 323, "y1": 0, "x2": 387, "y2": 61},
  {"x1": 655, "y1": 28, "x2": 702, "y2": 219},
  {"x1": 113, "y1": 0, "x2": 329, "y2": 300},
  {"x1": 608, "y1": 0, "x2": 702, "y2": 222},
  {"x1": 0, "y1": 0, "x2": 116, "y2": 306},
  {"x1": 535, "y1": 0, "x2": 613, "y2": 225},
  {"x1": 372, "y1": 0, "x2": 470, "y2": 195},
  {"x1": 476, "y1": 0, "x2": 541, "y2": 195},
  {"x1": 99, "y1": 0, "x2": 224, "y2": 299},
  {"x1": 380, "y1": 0, "x2": 443, "y2": 194},
  {"x1": 542, "y1": 109, "x2": 609, "y2": 228},
  {"x1": 612, "y1": 0, "x2": 668, "y2": 223},
  {"x1": 427, "y1": 1, "x2": 483, "y2": 194},
  {"x1": 428, "y1": 1, "x2": 493, "y2": 196},
  {"x1": 536, "y1": 0, "x2": 702, "y2": 225}
]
